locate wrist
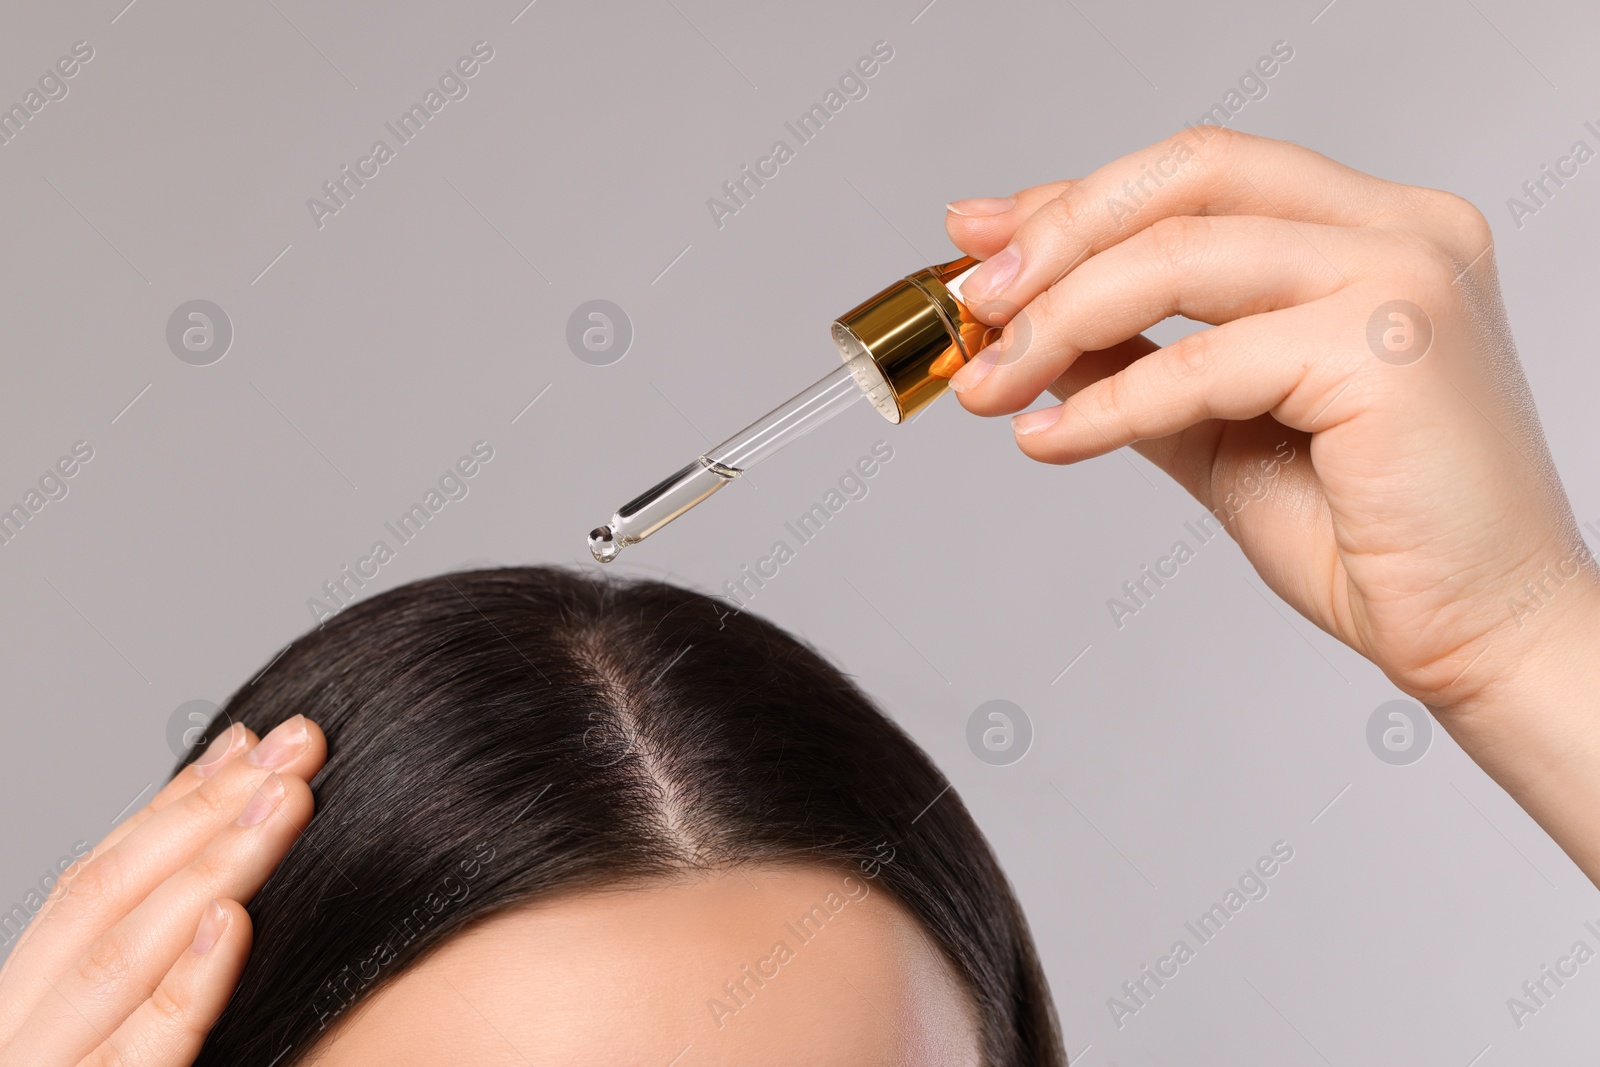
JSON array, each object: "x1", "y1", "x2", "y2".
[
  {"x1": 1440, "y1": 578, "x2": 1600, "y2": 738},
  {"x1": 1433, "y1": 583, "x2": 1600, "y2": 879}
]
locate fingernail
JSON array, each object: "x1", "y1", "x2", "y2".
[
  {"x1": 247, "y1": 715, "x2": 308, "y2": 769},
  {"x1": 238, "y1": 773, "x2": 285, "y2": 827},
  {"x1": 949, "y1": 352, "x2": 993, "y2": 394},
  {"x1": 191, "y1": 900, "x2": 229, "y2": 955},
  {"x1": 963, "y1": 245, "x2": 1020, "y2": 304},
  {"x1": 946, "y1": 197, "x2": 1015, "y2": 217},
  {"x1": 1012, "y1": 405, "x2": 1063, "y2": 436},
  {"x1": 194, "y1": 723, "x2": 242, "y2": 778}
]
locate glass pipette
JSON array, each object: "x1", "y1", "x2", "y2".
[
  {"x1": 587, "y1": 350, "x2": 890, "y2": 563},
  {"x1": 588, "y1": 255, "x2": 983, "y2": 563}
]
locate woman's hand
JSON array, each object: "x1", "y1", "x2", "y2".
[
  {"x1": 0, "y1": 716, "x2": 326, "y2": 1066},
  {"x1": 944, "y1": 128, "x2": 1600, "y2": 879}
]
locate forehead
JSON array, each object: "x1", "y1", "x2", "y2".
[{"x1": 306, "y1": 865, "x2": 983, "y2": 1067}]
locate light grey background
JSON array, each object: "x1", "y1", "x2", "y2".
[{"x1": 3, "y1": 0, "x2": 1597, "y2": 1061}]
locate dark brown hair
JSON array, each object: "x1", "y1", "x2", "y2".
[{"x1": 186, "y1": 565, "x2": 1064, "y2": 1065}]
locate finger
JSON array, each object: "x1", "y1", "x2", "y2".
[
  {"x1": 944, "y1": 180, "x2": 1073, "y2": 258},
  {"x1": 950, "y1": 215, "x2": 1365, "y2": 414},
  {"x1": 140, "y1": 707, "x2": 318, "y2": 836},
  {"x1": 1, "y1": 724, "x2": 258, "y2": 978},
  {"x1": 175, "y1": 718, "x2": 254, "y2": 786},
  {"x1": 4, "y1": 774, "x2": 312, "y2": 1064},
  {"x1": 1043, "y1": 335, "x2": 1159, "y2": 401},
  {"x1": 0, "y1": 717, "x2": 322, "y2": 1035},
  {"x1": 1034, "y1": 339, "x2": 1344, "y2": 636},
  {"x1": 1036, "y1": 341, "x2": 1345, "y2": 635},
  {"x1": 82, "y1": 900, "x2": 251, "y2": 1067},
  {"x1": 957, "y1": 127, "x2": 1401, "y2": 322},
  {"x1": 111, "y1": 724, "x2": 259, "y2": 846},
  {"x1": 1008, "y1": 300, "x2": 1354, "y2": 463},
  {"x1": 1131, "y1": 415, "x2": 1341, "y2": 637}
]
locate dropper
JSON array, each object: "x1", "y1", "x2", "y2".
[{"x1": 588, "y1": 255, "x2": 985, "y2": 563}]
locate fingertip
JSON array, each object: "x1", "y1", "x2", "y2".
[
  {"x1": 1012, "y1": 403, "x2": 1065, "y2": 438},
  {"x1": 252, "y1": 714, "x2": 329, "y2": 782},
  {"x1": 190, "y1": 899, "x2": 231, "y2": 955},
  {"x1": 1012, "y1": 404, "x2": 1100, "y2": 467},
  {"x1": 947, "y1": 378, "x2": 1013, "y2": 419},
  {"x1": 112, "y1": 899, "x2": 251, "y2": 1066},
  {"x1": 271, "y1": 772, "x2": 318, "y2": 834},
  {"x1": 946, "y1": 196, "x2": 1017, "y2": 218},
  {"x1": 190, "y1": 899, "x2": 252, "y2": 973},
  {"x1": 193, "y1": 722, "x2": 255, "y2": 778},
  {"x1": 1013, "y1": 422, "x2": 1075, "y2": 466},
  {"x1": 292, "y1": 716, "x2": 329, "y2": 778},
  {"x1": 214, "y1": 898, "x2": 253, "y2": 947},
  {"x1": 944, "y1": 198, "x2": 1020, "y2": 256},
  {"x1": 943, "y1": 213, "x2": 1017, "y2": 259}
]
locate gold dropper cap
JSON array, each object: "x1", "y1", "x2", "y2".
[{"x1": 829, "y1": 255, "x2": 991, "y2": 424}]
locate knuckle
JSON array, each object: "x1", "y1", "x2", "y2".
[
  {"x1": 186, "y1": 775, "x2": 237, "y2": 824},
  {"x1": 1183, "y1": 122, "x2": 1244, "y2": 171},
  {"x1": 1095, "y1": 366, "x2": 1127, "y2": 424},
  {"x1": 1003, "y1": 294, "x2": 1049, "y2": 364},
  {"x1": 1185, "y1": 121, "x2": 1241, "y2": 149},
  {"x1": 1146, "y1": 214, "x2": 1211, "y2": 273},
  {"x1": 148, "y1": 980, "x2": 202, "y2": 1034},
  {"x1": 80, "y1": 1044, "x2": 129, "y2": 1067},
  {"x1": 186, "y1": 848, "x2": 231, "y2": 890},
  {"x1": 58, "y1": 848, "x2": 98, "y2": 892},
  {"x1": 1165, "y1": 328, "x2": 1215, "y2": 387},
  {"x1": 1393, "y1": 187, "x2": 1493, "y2": 277},
  {"x1": 1160, "y1": 126, "x2": 1198, "y2": 157},
  {"x1": 1036, "y1": 184, "x2": 1093, "y2": 248},
  {"x1": 76, "y1": 928, "x2": 133, "y2": 993},
  {"x1": 1430, "y1": 189, "x2": 1493, "y2": 247},
  {"x1": 66, "y1": 849, "x2": 125, "y2": 912}
]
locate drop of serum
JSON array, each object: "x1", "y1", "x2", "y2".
[{"x1": 588, "y1": 525, "x2": 620, "y2": 564}]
